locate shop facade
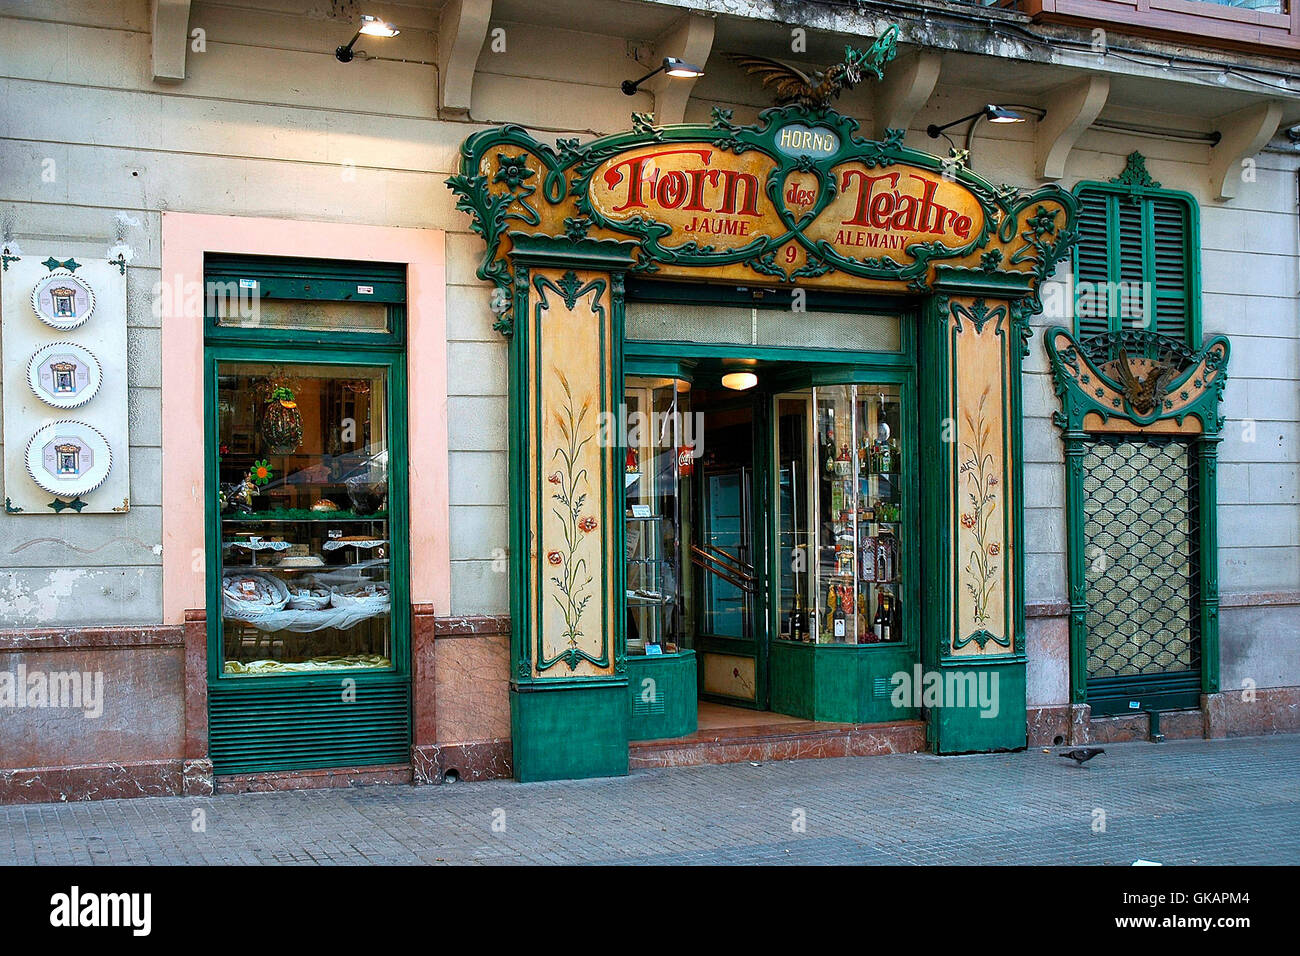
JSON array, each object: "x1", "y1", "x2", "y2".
[
  {"x1": 449, "y1": 104, "x2": 1084, "y2": 778},
  {"x1": 1, "y1": 0, "x2": 1298, "y2": 800}
]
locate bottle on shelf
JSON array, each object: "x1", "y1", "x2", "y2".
[
  {"x1": 824, "y1": 582, "x2": 837, "y2": 641},
  {"x1": 856, "y1": 591, "x2": 869, "y2": 643},
  {"x1": 879, "y1": 592, "x2": 895, "y2": 642},
  {"x1": 878, "y1": 437, "x2": 893, "y2": 474},
  {"x1": 790, "y1": 591, "x2": 808, "y2": 642},
  {"x1": 872, "y1": 594, "x2": 886, "y2": 643},
  {"x1": 832, "y1": 590, "x2": 847, "y2": 641}
]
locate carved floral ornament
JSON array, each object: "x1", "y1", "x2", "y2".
[
  {"x1": 448, "y1": 104, "x2": 1079, "y2": 335},
  {"x1": 1045, "y1": 327, "x2": 1230, "y2": 433}
]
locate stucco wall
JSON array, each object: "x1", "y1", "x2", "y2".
[{"x1": 0, "y1": 1, "x2": 1295, "y2": 695}]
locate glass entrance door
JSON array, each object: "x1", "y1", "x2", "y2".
[{"x1": 692, "y1": 393, "x2": 764, "y2": 707}]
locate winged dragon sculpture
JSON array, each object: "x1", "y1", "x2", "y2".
[{"x1": 725, "y1": 25, "x2": 899, "y2": 110}]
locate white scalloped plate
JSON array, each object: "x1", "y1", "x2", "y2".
[
  {"x1": 24, "y1": 420, "x2": 113, "y2": 498},
  {"x1": 30, "y1": 271, "x2": 96, "y2": 330},
  {"x1": 26, "y1": 341, "x2": 104, "y2": 409}
]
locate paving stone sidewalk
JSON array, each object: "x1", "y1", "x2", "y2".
[{"x1": 2, "y1": 735, "x2": 1297, "y2": 865}]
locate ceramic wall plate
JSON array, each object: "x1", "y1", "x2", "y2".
[
  {"x1": 26, "y1": 341, "x2": 104, "y2": 409},
  {"x1": 31, "y1": 271, "x2": 96, "y2": 330},
  {"x1": 24, "y1": 420, "x2": 113, "y2": 498}
]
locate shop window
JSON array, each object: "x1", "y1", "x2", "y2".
[
  {"x1": 624, "y1": 376, "x2": 692, "y2": 655},
  {"x1": 1074, "y1": 178, "x2": 1200, "y2": 346},
  {"x1": 204, "y1": 253, "x2": 409, "y2": 773},
  {"x1": 216, "y1": 363, "x2": 394, "y2": 675},
  {"x1": 776, "y1": 384, "x2": 904, "y2": 644}
]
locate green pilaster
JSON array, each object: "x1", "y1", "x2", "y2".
[
  {"x1": 1063, "y1": 430, "x2": 1089, "y2": 703},
  {"x1": 924, "y1": 276, "x2": 1037, "y2": 754},
  {"x1": 503, "y1": 237, "x2": 640, "y2": 782},
  {"x1": 1198, "y1": 436, "x2": 1221, "y2": 694}
]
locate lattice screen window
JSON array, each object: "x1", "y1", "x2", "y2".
[{"x1": 1081, "y1": 438, "x2": 1200, "y2": 682}]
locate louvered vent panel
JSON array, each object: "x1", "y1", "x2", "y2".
[{"x1": 210, "y1": 679, "x2": 411, "y2": 774}]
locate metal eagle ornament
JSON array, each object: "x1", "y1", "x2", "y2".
[{"x1": 726, "y1": 25, "x2": 899, "y2": 109}]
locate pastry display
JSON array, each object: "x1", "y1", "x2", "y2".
[
  {"x1": 216, "y1": 364, "x2": 393, "y2": 671},
  {"x1": 330, "y1": 581, "x2": 390, "y2": 611},
  {"x1": 224, "y1": 654, "x2": 390, "y2": 675},
  {"x1": 221, "y1": 571, "x2": 290, "y2": 617},
  {"x1": 286, "y1": 581, "x2": 331, "y2": 610}
]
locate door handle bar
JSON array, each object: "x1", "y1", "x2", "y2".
[{"x1": 691, "y1": 544, "x2": 756, "y2": 593}]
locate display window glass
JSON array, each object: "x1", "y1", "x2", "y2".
[
  {"x1": 213, "y1": 298, "x2": 391, "y2": 334},
  {"x1": 776, "y1": 383, "x2": 905, "y2": 644},
  {"x1": 624, "y1": 376, "x2": 693, "y2": 655},
  {"x1": 215, "y1": 361, "x2": 394, "y2": 675}
]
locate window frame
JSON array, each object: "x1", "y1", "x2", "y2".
[{"x1": 202, "y1": 254, "x2": 411, "y2": 688}]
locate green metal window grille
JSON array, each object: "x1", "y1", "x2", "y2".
[
  {"x1": 1073, "y1": 183, "x2": 1200, "y2": 346},
  {"x1": 1081, "y1": 437, "x2": 1201, "y2": 706}
]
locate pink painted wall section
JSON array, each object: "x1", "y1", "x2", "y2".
[{"x1": 159, "y1": 213, "x2": 449, "y2": 623}]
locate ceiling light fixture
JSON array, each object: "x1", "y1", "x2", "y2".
[
  {"x1": 622, "y1": 57, "x2": 705, "y2": 96},
  {"x1": 721, "y1": 371, "x2": 758, "y2": 391},
  {"x1": 336, "y1": 15, "x2": 400, "y2": 63}
]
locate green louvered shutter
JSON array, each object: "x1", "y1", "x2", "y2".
[
  {"x1": 1148, "y1": 197, "x2": 1193, "y2": 342},
  {"x1": 1074, "y1": 190, "x2": 1111, "y2": 340},
  {"x1": 1073, "y1": 186, "x2": 1196, "y2": 347}
]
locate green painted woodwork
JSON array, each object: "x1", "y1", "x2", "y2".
[
  {"x1": 769, "y1": 640, "x2": 920, "y2": 723},
  {"x1": 450, "y1": 109, "x2": 1079, "y2": 774},
  {"x1": 928, "y1": 661, "x2": 1026, "y2": 753},
  {"x1": 208, "y1": 676, "x2": 411, "y2": 773},
  {"x1": 1072, "y1": 153, "x2": 1202, "y2": 345},
  {"x1": 203, "y1": 260, "x2": 411, "y2": 775},
  {"x1": 511, "y1": 683, "x2": 629, "y2": 781},
  {"x1": 627, "y1": 651, "x2": 698, "y2": 741},
  {"x1": 203, "y1": 253, "x2": 406, "y2": 347},
  {"x1": 1046, "y1": 326, "x2": 1228, "y2": 709}
]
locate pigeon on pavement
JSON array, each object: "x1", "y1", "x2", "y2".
[{"x1": 1059, "y1": 747, "x2": 1105, "y2": 765}]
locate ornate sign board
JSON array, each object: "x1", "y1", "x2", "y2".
[
  {"x1": 448, "y1": 106, "x2": 1077, "y2": 334},
  {"x1": 2, "y1": 256, "x2": 131, "y2": 514}
]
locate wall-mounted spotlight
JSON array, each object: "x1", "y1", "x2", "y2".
[
  {"x1": 926, "y1": 105, "x2": 1030, "y2": 168},
  {"x1": 622, "y1": 57, "x2": 705, "y2": 96},
  {"x1": 336, "y1": 14, "x2": 400, "y2": 63}
]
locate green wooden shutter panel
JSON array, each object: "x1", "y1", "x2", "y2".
[
  {"x1": 1075, "y1": 190, "x2": 1111, "y2": 340},
  {"x1": 1073, "y1": 186, "x2": 1196, "y2": 346},
  {"x1": 209, "y1": 677, "x2": 411, "y2": 774},
  {"x1": 1149, "y1": 198, "x2": 1190, "y2": 342}
]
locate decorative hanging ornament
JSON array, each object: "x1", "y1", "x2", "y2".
[
  {"x1": 261, "y1": 386, "x2": 303, "y2": 454},
  {"x1": 31, "y1": 271, "x2": 96, "y2": 330},
  {"x1": 26, "y1": 341, "x2": 103, "y2": 409},
  {"x1": 24, "y1": 420, "x2": 113, "y2": 498}
]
